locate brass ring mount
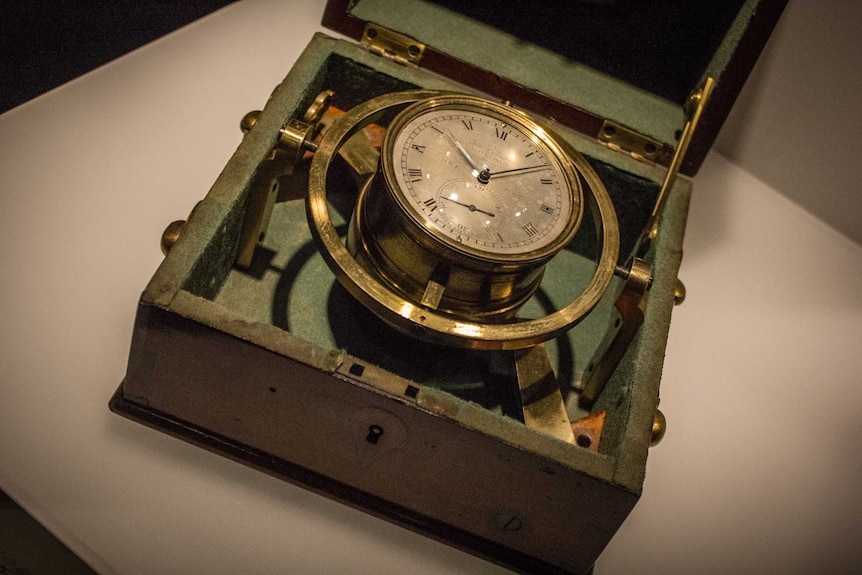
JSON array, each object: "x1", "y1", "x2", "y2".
[{"x1": 306, "y1": 90, "x2": 620, "y2": 350}]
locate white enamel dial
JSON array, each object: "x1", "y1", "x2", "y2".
[{"x1": 389, "y1": 104, "x2": 576, "y2": 258}]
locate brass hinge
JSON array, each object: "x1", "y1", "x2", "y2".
[
  {"x1": 598, "y1": 120, "x2": 663, "y2": 163},
  {"x1": 361, "y1": 23, "x2": 426, "y2": 66}
]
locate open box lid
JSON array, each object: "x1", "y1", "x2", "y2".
[{"x1": 322, "y1": 0, "x2": 786, "y2": 176}]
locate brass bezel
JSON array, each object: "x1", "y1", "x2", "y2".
[{"x1": 380, "y1": 94, "x2": 585, "y2": 265}]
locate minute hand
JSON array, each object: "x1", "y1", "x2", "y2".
[
  {"x1": 444, "y1": 132, "x2": 480, "y2": 171},
  {"x1": 487, "y1": 164, "x2": 551, "y2": 179}
]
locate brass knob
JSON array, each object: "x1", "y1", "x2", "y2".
[
  {"x1": 160, "y1": 220, "x2": 186, "y2": 255},
  {"x1": 650, "y1": 409, "x2": 667, "y2": 446},
  {"x1": 240, "y1": 110, "x2": 262, "y2": 134},
  {"x1": 674, "y1": 278, "x2": 686, "y2": 306}
]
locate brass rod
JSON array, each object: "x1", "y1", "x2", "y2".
[{"x1": 645, "y1": 77, "x2": 715, "y2": 242}]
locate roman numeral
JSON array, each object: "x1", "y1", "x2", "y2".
[
  {"x1": 496, "y1": 128, "x2": 510, "y2": 141},
  {"x1": 461, "y1": 120, "x2": 474, "y2": 130},
  {"x1": 408, "y1": 168, "x2": 423, "y2": 182},
  {"x1": 540, "y1": 178, "x2": 553, "y2": 185},
  {"x1": 540, "y1": 204, "x2": 555, "y2": 215},
  {"x1": 525, "y1": 151, "x2": 535, "y2": 158},
  {"x1": 522, "y1": 222, "x2": 539, "y2": 237},
  {"x1": 423, "y1": 198, "x2": 438, "y2": 211},
  {"x1": 411, "y1": 144, "x2": 426, "y2": 153}
]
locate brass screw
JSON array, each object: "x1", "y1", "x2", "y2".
[
  {"x1": 650, "y1": 409, "x2": 667, "y2": 446},
  {"x1": 240, "y1": 110, "x2": 262, "y2": 134},
  {"x1": 674, "y1": 279, "x2": 686, "y2": 306},
  {"x1": 161, "y1": 220, "x2": 186, "y2": 255}
]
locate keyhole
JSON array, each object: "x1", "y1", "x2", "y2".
[{"x1": 366, "y1": 424, "x2": 385, "y2": 444}]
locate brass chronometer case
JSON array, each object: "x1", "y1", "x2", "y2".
[{"x1": 110, "y1": 1, "x2": 785, "y2": 573}]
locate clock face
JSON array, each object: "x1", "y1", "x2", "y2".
[{"x1": 387, "y1": 101, "x2": 580, "y2": 259}]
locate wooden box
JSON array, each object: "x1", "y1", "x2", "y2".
[{"x1": 111, "y1": 1, "x2": 785, "y2": 572}]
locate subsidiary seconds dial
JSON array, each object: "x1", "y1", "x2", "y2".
[{"x1": 389, "y1": 103, "x2": 578, "y2": 259}]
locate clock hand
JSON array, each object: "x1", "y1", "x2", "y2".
[
  {"x1": 443, "y1": 132, "x2": 481, "y2": 173},
  {"x1": 487, "y1": 164, "x2": 551, "y2": 179},
  {"x1": 443, "y1": 133, "x2": 496, "y2": 187},
  {"x1": 444, "y1": 198, "x2": 496, "y2": 218}
]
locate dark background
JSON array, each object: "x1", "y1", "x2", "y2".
[{"x1": 0, "y1": 0, "x2": 235, "y2": 114}]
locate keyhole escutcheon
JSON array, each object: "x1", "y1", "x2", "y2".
[{"x1": 366, "y1": 424, "x2": 385, "y2": 444}]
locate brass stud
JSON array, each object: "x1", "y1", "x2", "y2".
[
  {"x1": 673, "y1": 279, "x2": 686, "y2": 306},
  {"x1": 650, "y1": 409, "x2": 667, "y2": 446},
  {"x1": 160, "y1": 220, "x2": 186, "y2": 255},
  {"x1": 240, "y1": 110, "x2": 261, "y2": 134}
]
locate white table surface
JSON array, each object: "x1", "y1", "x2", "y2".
[{"x1": 1, "y1": 1, "x2": 860, "y2": 573}]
